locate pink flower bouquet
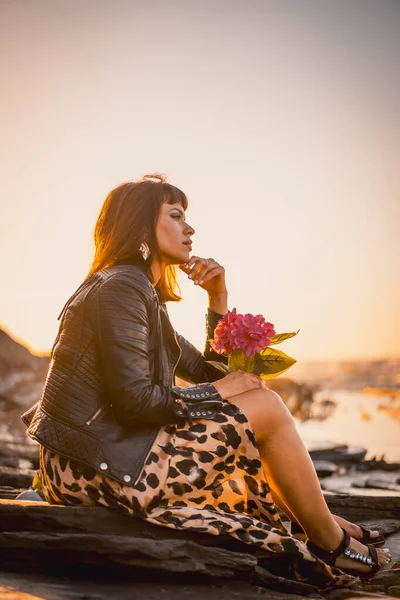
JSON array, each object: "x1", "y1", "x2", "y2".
[{"x1": 210, "y1": 308, "x2": 299, "y2": 379}]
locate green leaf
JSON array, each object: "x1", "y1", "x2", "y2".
[
  {"x1": 228, "y1": 348, "x2": 253, "y2": 373},
  {"x1": 253, "y1": 354, "x2": 265, "y2": 376},
  {"x1": 228, "y1": 348, "x2": 264, "y2": 373},
  {"x1": 270, "y1": 330, "x2": 300, "y2": 345},
  {"x1": 227, "y1": 347, "x2": 297, "y2": 380},
  {"x1": 258, "y1": 347, "x2": 297, "y2": 380}
]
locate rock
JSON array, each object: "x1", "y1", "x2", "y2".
[
  {"x1": 357, "y1": 459, "x2": 400, "y2": 473},
  {"x1": 0, "y1": 443, "x2": 39, "y2": 469},
  {"x1": 383, "y1": 531, "x2": 400, "y2": 563},
  {"x1": 1, "y1": 501, "x2": 318, "y2": 593},
  {"x1": 0, "y1": 574, "x2": 321, "y2": 600},
  {"x1": 252, "y1": 566, "x2": 319, "y2": 595},
  {"x1": 306, "y1": 442, "x2": 348, "y2": 455},
  {"x1": 0, "y1": 328, "x2": 49, "y2": 410},
  {"x1": 0, "y1": 529, "x2": 325, "y2": 596},
  {"x1": 0, "y1": 531, "x2": 258, "y2": 578},
  {"x1": 0, "y1": 487, "x2": 25, "y2": 500},
  {"x1": 308, "y1": 446, "x2": 367, "y2": 464},
  {"x1": 1, "y1": 499, "x2": 400, "y2": 595},
  {"x1": 321, "y1": 472, "x2": 400, "y2": 497},
  {"x1": 357, "y1": 520, "x2": 400, "y2": 543},
  {"x1": 2, "y1": 497, "x2": 400, "y2": 538},
  {"x1": 0, "y1": 457, "x2": 32, "y2": 470},
  {"x1": 324, "y1": 495, "x2": 400, "y2": 521},
  {"x1": 266, "y1": 378, "x2": 316, "y2": 422},
  {"x1": 0, "y1": 468, "x2": 35, "y2": 489},
  {"x1": 0, "y1": 588, "x2": 45, "y2": 600},
  {"x1": 352, "y1": 481, "x2": 400, "y2": 493},
  {"x1": 364, "y1": 585, "x2": 387, "y2": 593},
  {"x1": 313, "y1": 461, "x2": 338, "y2": 478},
  {"x1": 326, "y1": 591, "x2": 389, "y2": 599},
  {"x1": 371, "y1": 567, "x2": 400, "y2": 587}
]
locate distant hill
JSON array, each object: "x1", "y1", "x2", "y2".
[
  {"x1": 0, "y1": 328, "x2": 50, "y2": 408},
  {"x1": 290, "y1": 357, "x2": 400, "y2": 391}
]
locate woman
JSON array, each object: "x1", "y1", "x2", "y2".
[{"x1": 22, "y1": 173, "x2": 392, "y2": 589}]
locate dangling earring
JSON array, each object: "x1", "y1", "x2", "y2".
[{"x1": 139, "y1": 242, "x2": 150, "y2": 261}]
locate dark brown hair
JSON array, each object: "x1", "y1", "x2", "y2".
[{"x1": 86, "y1": 173, "x2": 189, "y2": 302}]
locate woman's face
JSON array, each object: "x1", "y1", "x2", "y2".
[{"x1": 155, "y1": 202, "x2": 195, "y2": 265}]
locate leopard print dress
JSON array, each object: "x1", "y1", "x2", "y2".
[{"x1": 40, "y1": 402, "x2": 356, "y2": 589}]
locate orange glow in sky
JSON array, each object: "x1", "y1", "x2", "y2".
[{"x1": 1, "y1": 0, "x2": 399, "y2": 361}]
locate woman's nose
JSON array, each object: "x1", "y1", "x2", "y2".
[{"x1": 185, "y1": 223, "x2": 195, "y2": 236}]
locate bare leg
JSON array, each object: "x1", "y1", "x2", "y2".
[
  {"x1": 230, "y1": 388, "x2": 390, "y2": 571},
  {"x1": 270, "y1": 489, "x2": 296, "y2": 522},
  {"x1": 271, "y1": 487, "x2": 381, "y2": 543}
]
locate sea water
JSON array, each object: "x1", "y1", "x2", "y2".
[{"x1": 296, "y1": 390, "x2": 400, "y2": 462}]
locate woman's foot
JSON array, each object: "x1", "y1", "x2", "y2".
[
  {"x1": 291, "y1": 514, "x2": 383, "y2": 545},
  {"x1": 307, "y1": 527, "x2": 392, "y2": 577},
  {"x1": 335, "y1": 536, "x2": 390, "y2": 575},
  {"x1": 334, "y1": 515, "x2": 383, "y2": 545}
]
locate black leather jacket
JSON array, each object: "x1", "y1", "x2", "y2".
[{"x1": 22, "y1": 263, "x2": 228, "y2": 486}]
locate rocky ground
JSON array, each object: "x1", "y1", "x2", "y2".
[
  {"x1": 1, "y1": 497, "x2": 400, "y2": 600},
  {"x1": 1, "y1": 434, "x2": 400, "y2": 600}
]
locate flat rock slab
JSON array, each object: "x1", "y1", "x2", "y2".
[
  {"x1": 0, "y1": 573, "x2": 315, "y2": 600},
  {"x1": 3, "y1": 494, "x2": 400, "y2": 531},
  {"x1": 2, "y1": 499, "x2": 400, "y2": 596},
  {"x1": 0, "y1": 468, "x2": 35, "y2": 489},
  {"x1": 0, "y1": 443, "x2": 39, "y2": 464},
  {"x1": 0, "y1": 588, "x2": 44, "y2": 600},
  {"x1": 324, "y1": 494, "x2": 400, "y2": 521},
  {"x1": 0, "y1": 501, "x2": 320, "y2": 596},
  {"x1": 321, "y1": 472, "x2": 400, "y2": 498},
  {"x1": 0, "y1": 531, "x2": 256, "y2": 577}
]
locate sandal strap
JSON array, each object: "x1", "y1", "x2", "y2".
[
  {"x1": 308, "y1": 528, "x2": 378, "y2": 569},
  {"x1": 307, "y1": 527, "x2": 350, "y2": 565},
  {"x1": 359, "y1": 525, "x2": 386, "y2": 546},
  {"x1": 368, "y1": 544, "x2": 378, "y2": 567},
  {"x1": 344, "y1": 541, "x2": 376, "y2": 568},
  {"x1": 359, "y1": 525, "x2": 372, "y2": 542}
]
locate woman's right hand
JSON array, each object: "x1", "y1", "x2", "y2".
[{"x1": 212, "y1": 371, "x2": 267, "y2": 400}]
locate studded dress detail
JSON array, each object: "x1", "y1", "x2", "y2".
[{"x1": 40, "y1": 402, "x2": 356, "y2": 590}]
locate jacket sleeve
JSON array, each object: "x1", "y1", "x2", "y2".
[
  {"x1": 93, "y1": 273, "x2": 222, "y2": 427},
  {"x1": 175, "y1": 308, "x2": 229, "y2": 385}
]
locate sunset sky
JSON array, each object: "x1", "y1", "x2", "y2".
[{"x1": 1, "y1": 0, "x2": 399, "y2": 362}]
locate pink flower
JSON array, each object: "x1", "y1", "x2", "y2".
[{"x1": 210, "y1": 308, "x2": 275, "y2": 358}]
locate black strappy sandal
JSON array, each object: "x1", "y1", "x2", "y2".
[
  {"x1": 290, "y1": 520, "x2": 386, "y2": 547},
  {"x1": 358, "y1": 524, "x2": 386, "y2": 546},
  {"x1": 306, "y1": 527, "x2": 390, "y2": 579}
]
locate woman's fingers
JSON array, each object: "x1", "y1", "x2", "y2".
[
  {"x1": 195, "y1": 265, "x2": 224, "y2": 285},
  {"x1": 181, "y1": 256, "x2": 219, "y2": 284},
  {"x1": 246, "y1": 373, "x2": 266, "y2": 389},
  {"x1": 245, "y1": 373, "x2": 267, "y2": 390},
  {"x1": 181, "y1": 256, "x2": 204, "y2": 279},
  {"x1": 234, "y1": 371, "x2": 266, "y2": 390},
  {"x1": 215, "y1": 371, "x2": 267, "y2": 399}
]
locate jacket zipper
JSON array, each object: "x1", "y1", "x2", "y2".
[
  {"x1": 85, "y1": 407, "x2": 102, "y2": 426},
  {"x1": 133, "y1": 298, "x2": 181, "y2": 488},
  {"x1": 171, "y1": 331, "x2": 182, "y2": 386},
  {"x1": 132, "y1": 332, "x2": 182, "y2": 488}
]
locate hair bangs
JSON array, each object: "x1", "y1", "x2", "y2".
[{"x1": 163, "y1": 183, "x2": 188, "y2": 211}]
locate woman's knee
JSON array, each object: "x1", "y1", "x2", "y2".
[{"x1": 231, "y1": 387, "x2": 293, "y2": 432}]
